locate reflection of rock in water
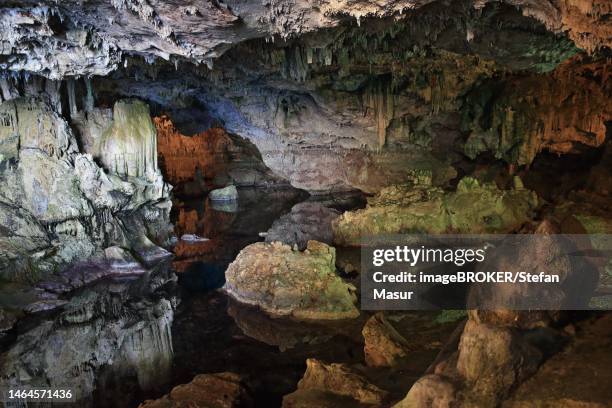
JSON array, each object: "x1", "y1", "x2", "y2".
[{"x1": 0, "y1": 261, "x2": 177, "y2": 407}]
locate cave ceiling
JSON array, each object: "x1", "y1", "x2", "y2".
[{"x1": 0, "y1": 0, "x2": 609, "y2": 79}]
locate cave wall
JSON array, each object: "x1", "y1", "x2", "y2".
[
  {"x1": 0, "y1": 88, "x2": 172, "y2": 282},
  {"x1": 86, "y1": 1, "x2": 609, "y2": 194},
  {"x1": 155, "y1": 115, "x2": 287, "y2": 196}
]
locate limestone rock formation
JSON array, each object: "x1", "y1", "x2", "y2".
[
  {"x1": 392, "y1": 374, "x2": 458, "y2": 408},
  {"x1": 363, "y1": 312, "x2": 411, "y2": 367},
  {"x1": 0, "y1": 96, "x2": 172, "y2": 282},
  {"x1": 0, "y1": 1, "x2": 609, "y2": 80},
  {"x1": 463, "y1": 56, "x2": 611, "y2": 166},
  {"x1": 265, "y1": 202, "x2": 341, "y2": 250},
  {"x1": 456, "y1": 320, "x2": 543, "y2": 405},
  {"x1": 155, "y1": 115, "x2": 286, "y2": 196},
  {"x1": 99, "y1": 100, "x2": 160, "y2": 182},
  {"x1": 333, "y1": 177, "x2": 538, "y2": 245},
  {"x1": 139, "y1": 372, "x2": 253, "y2": 408},
  {"x1": 283, "y1": 359, "x2": 389, "y2": 407},
  {"x1": 223, "y1": 241, "x2": 359, "y2": 320}
]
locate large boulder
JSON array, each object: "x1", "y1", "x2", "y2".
[
  {"x1": 224, "y1": 241, "x2": 359, "y2": 320},
  {"x1": 333, "y1": 177, "x2": 538, "y2": 245},
  {"x1": 393, "y1": 374, "x2": 458, "y2": 408},
  {"x1": 265, "y1": 202, "x2": 341, "y2": 250},
  {"x1": 456, "y1": 320, "x2": 542, "y2": 405}
]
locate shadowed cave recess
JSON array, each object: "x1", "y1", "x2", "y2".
[{"x1": 0, "y1": 0, "x2": 611, "y2": 407}]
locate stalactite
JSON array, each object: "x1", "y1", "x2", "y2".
[
  {"x1": 84, "y1": 77, "x2": 95, "y2": 112},
  {"x1": 67, "y1": 78, "x2": 78, "y2": 117},
  {"x1": 364, "y1": 78, "x2": 394, "y2": 149}
]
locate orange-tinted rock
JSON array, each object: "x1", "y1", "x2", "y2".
[
  {"x1": 155, "y1": 115, "x2": 284, "y2": 196},
  {"x1": 464, "y1": 55, "x2": 610, "y2": 165},
  {"x1": 139, "y1": 372, "x2": 253, "y2": 408},
  {"x1": 282, "y1": 359, "x2": 389, "y2": 407},
  {"x1": 362, "y1": 312, "x2": 411, "y2": 367}
]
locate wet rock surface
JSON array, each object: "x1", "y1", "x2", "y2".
[{"x1": 224, "y1": 240, "x2": 359, "y2": 320}]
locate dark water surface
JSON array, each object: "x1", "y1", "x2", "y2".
[{"x1": 165, "y1": 188, "x2": 457, "y2": 407}]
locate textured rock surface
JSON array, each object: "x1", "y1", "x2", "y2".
[
  {"x1": 392, "y1": 374, "x2": 458, "y2": 408},
  {"x1": 155, "y1": 115, "x2": 286, "y2": 196},
  {"x1": 0, "y1": 0, "x2": 609, "y2": 80},
  {"x1": 139, "y1": 372, "x2": 253, "y2": 408},
  {"x1": 224, "y1": 240, "x2": 359, "y2": 320},
  {"x1": 333, "y1": 177, "x2": 538, "y2": 245},
  {"x1": 0, "y1": 96, "x2": 172, "y2": 282},
  {"x1": 456, "y1": 319, "x2": 543, "y2": 405},
  {"x1": 99, "y1": 100, "x2": 160, "y2": 181},
  {"x1": 283, "y1": 358, "x2": 389, "y2": 407},
  {"x1": 265, "y1": 202, "x2": 341, "y2": 250},
  {"x1": 363, "y1": 312, "x2": 411, "y2": 367},
  {"x1": 463, "y1": 56, "x2": 611, "y2": 166}
]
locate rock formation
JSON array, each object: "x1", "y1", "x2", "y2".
[
  {"x1": 362, "y1": 312, "x2": 412, "y2": 367},
  {"x1": 0, "y1": 96, "x2": 172, "y2": 282},
  {"x1": 155, "y1": 115, "x2": 286, "y2": 196},
  {"x1": 463, "y1": 55, "x2": 611, "y2": 166},
  {"x1": 265, "y1": 202, "x2": 341, "y2": 250},
  {"x1": 283, "y1": 358, "x2": 390, "y2": 407},
  {"x1": 139, "y1": 372, "x2": 254, "y2": 408},
  {"x1": 0, "y1": 261, "x2": 177, "y2": 405},
  {"x1": 333, "y1": 177, "x2": 538, "y2": 245},
  {"x1": 224, "y1": 241, "x2": 359, "y2": 320},
  {"x1": 0, "y1": 1, "x2": 609, "y2": 80}
]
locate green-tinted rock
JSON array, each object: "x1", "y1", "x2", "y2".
[
  {"x1": 333, "y1": 177, "x2": 538, "y2": 245},
  {"x1": 224, "y1": 241, "x2": 359, "y2": 320}
]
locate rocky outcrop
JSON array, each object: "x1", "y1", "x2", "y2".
[
  {"x1": 224, "y1": 241, "x2": 359, "y2": 320},
  {"x1": 139, "y1": 372, "x2": 253, "y2": 408},
  {"x1": 463, "y1": 56, "x2": 611, "y2": 166},
  {"x1": 67, "y1": 0, "x2": 610, "y2": 194},
  {"x1": 0, "y1": 96, "x2": 172, "y2": 282},
  {"x1": 333, "y1": 177, "x2": 538, "y2": 245},
  {"x1": 362, "y1": 312, "x2": 411, "y2": 367},
  {"x1": 393, "y1": 374, "x2": 458, "y2": 408},
  {"x1": 283, "y1": 359, "x2": 389, "y2": 407},
  {"x1": 155, "y1": 115, "x2": 286, "y2": 196},
  {"x1": 265, "y1": 202, "x2": 341, "y2": 250}
]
